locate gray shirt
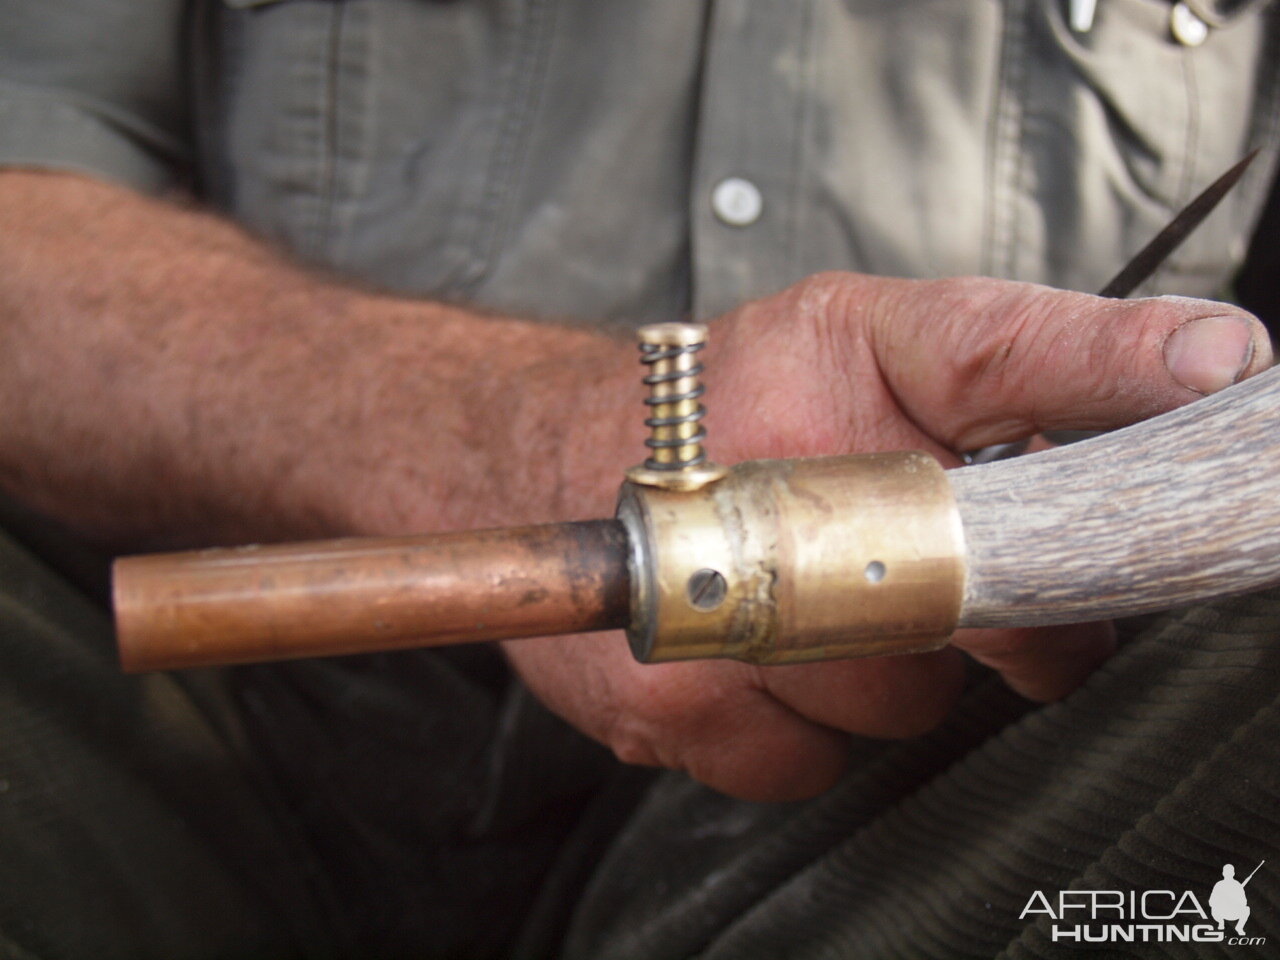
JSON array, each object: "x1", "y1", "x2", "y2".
[{"x1": 1, "y1": 0, "x2": 1277, "y2": 323}]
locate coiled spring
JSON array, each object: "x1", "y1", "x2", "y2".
[
  {"x1": 641, "y1": 339, "x2": 708, "y2": 471},
  {"x1": 625, "y1": 322, "x2": 726, "y2": 490}
]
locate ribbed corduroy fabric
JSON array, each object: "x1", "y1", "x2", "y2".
[
  {"x1": 4, "y1": 514, "x2": 1280, "y2": 959},
  {"x1": 561, "y1": 598, "x2": 1280, "y2": 959},
  {"x1": 0, "y1": 523, "x2": 620, "y2": 960}
]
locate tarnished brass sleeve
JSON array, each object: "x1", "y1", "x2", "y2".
[
  {"x1": 115, "y1": 520, "x2": 630, "y2": 671},
  {"x1": 617, "y1": 452, "x2": 966, "y2": 664}
]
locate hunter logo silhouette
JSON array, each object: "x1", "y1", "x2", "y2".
[{"x1": 1210, "y1": 861, "x2": 1264, "y2": 937}]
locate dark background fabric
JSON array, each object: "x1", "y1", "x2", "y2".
[
  {"x1": 5, "y1": 507, "x2": 1280, "y2": 960},
  {"x1": 0, "y1": 522, "x2": 630, "y2": 960},
  {"x1": 561, "y1": 598, "x2": 1280, "y2": 960}
]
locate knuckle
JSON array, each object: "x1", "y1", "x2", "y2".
[
  {"x1": 933, "y1": 280, "x2": 1144, "y2": 425},
  {"x1": 921, "y1": 278, "x2": 1040, "y2": 393},
  {"x1": 791, "y1": 275, "x2": 842, "y2": 337},
  {"x1": 603, "y1": 666, "x2": 759, "y2": 775},
  {"x1": 604, "y1": 714, "x2": 661, "y2": 768},
  {"x1": 601, "y1": 677, "x2": 710, "y2": 770},
  {"x1": 1111, "y1": 298, "x2": 1182, "y2": 359},
  {"x1": 797, "y1": 269, "x2": 856, "y2": 299},
  {"x1": 792, "y1": 271, "x2": 865, "y2": 328}
]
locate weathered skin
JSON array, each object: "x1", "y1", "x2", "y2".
[{"x1": 0, "y1": 170, "x2": 1269, "y2": 800}]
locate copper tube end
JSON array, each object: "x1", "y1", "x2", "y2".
[{"x1": 115, "y1": 520, "x2": 630, "y2": 671}]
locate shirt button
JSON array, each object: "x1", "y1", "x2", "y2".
[
  {"x1": 1170, "y1": 3, "x2": 1209, "y2": 46},
  {"x1": 711, "y1": 177, "x2": 763, "y2": 227}
]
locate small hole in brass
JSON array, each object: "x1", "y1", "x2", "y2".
[
  {"x1": 865, "y1": 561, "x2": 886, "y2": 584},
  {"x1": 687, "y1": 568, "x2": 727, "y2": 610}
]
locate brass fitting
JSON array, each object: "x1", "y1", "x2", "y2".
[
  {"x1": 624, "y1": 323, "x2": 728, "y2": 491},
  {"x1": 617, "y1": 452, "x2": 966, "y2": 664}
]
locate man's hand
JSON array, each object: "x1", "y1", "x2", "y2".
[
  {"x1": 1, "y1": 172, "x2": 1268, "y2": 803},
  {"x1": 503, "y1": 272, "x2": 1271, "y2": 802}
]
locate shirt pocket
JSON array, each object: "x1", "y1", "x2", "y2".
[
  {"x1": 196, "y1": 0, "x2": 554, "y2": 298},
  {"x1": 991, "y1": 0, "x2": 1279, "y2": 297}
]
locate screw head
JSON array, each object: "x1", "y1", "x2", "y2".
[
  {"x1": 687, "y1": 568, "x2": 728, "y2": 611},
  {"x1": 636, "y1": 322, "x2": 709, "y2": 347}
]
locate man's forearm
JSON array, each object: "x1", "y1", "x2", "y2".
[
  {"x1": 6, "y1": 169, "x2": 1270, "y2": 800},
  {"x1": 0, "y1": 171, "x2": 637, "y2": 549}
]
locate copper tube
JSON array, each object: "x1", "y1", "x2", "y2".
[{"x1": 115, "y1": 520, "x2": 629, "y2": 671}]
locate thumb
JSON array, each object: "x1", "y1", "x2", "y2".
[{"x1": 864, "y1": 277, "x2": 1272, "y2": 451}]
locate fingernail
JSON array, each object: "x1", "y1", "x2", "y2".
[{"x1": 1163, "y1": 316, "x2": 1256, "y2": 395}]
